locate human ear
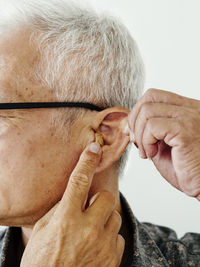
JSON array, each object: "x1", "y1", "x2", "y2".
[{"x1": 91, "y1": 106, "x2": 130, "y2": 173}]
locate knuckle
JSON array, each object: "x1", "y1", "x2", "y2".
[
  {"x1": 146, "y1": 88, "x2": 156, "y2": 97},
  {"x1": 141, "y1": 102, "x2": 152, "y2": 115},
  {"x1": 79, "y1": 161, "x2": 95, "y2": 174},
  {"x1": 113, "y1": 210, "x2": 122, "y2": 225},
  {"x1": 71, "y1": 173, "x2": 89, "y2": 188},
  {"x1": 110, "y1": 213, "x2": 122, "y2": 232},
  {"x1": 117, "y1": 234, "x2": 125, "y2": 247},
  {"x1": 85, "y1": 154, "x2": 98, "y2": 166}
]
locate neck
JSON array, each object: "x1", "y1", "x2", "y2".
[
  {"x1": 87, "y1": 167, "x2": 122, "y2": 214},
  {"x1": 22, "y1": 167, "x2": 122, "y2": 246}
]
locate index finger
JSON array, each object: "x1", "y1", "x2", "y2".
[
  {"x1": 56, "y1": 142, "x2": 102, "y2": 216},
  {"x1": 128, "y1": 88, "x2": 199, "y2": 133}
]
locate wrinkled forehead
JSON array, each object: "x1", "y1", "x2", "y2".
[
  {"x1": 0, "y1": 28, "x2": 54, "y2": 102},
  {"x1": 0, "y1": 27, "x2": 39, "y2": 71},
  {"x1": 0, "y1": 29, "x2": 32, "y2": 101}
]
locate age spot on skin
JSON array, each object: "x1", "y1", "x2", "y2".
[{"x1": 17, "y1": 93, "x2": 23, "y2": 98}]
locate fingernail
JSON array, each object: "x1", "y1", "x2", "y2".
[
  {"x1": 89, "y1": 142, "x2": 101, "y2": 154},
  {"x1": 123, "y1": 123, "x2": 130, "y2": 135},
  {"x1": 129, "y1": 131, "x2": 135, "y2": 143},
  {"x1": 139, "y1": 150, "x2": 146, "y2": 159}
]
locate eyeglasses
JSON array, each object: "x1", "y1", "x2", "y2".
[{"x1": 0, "y1": 102, "x2": 104, "y2": 111}]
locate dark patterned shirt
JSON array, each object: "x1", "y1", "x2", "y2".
[{"x1": 0, "y1": 192, "x2": 199, "y2": 266}]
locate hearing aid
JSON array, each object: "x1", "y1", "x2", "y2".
[{"x1": 94, "y1": 132, "x2": 104, "y2": 147}]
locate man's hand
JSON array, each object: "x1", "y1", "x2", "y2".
[
  {"x1": 20, "y1": 142, "x2": 125, "y2": 267},
  {"x1": 126, "y1": 88, "x2": 200, "y2": 201}
]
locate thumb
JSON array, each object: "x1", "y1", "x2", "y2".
[{"x1": 57, "y1": 142, "x2": 102, "y2": 215}]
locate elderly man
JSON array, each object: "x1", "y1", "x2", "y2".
[{"x1": 0, "y1": 0, "x2": 199, "y2": 266}]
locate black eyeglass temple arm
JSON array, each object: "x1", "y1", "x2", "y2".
[{"x1": 0, "y1": 102, "x2": 104, "y2": 112}]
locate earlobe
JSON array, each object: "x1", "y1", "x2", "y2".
[{"x1": 91, "y1": 107, "x2": 130, "y2": 173}]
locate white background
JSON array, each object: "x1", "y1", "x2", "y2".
[{"x1": 90, "y1": 0, "x2": 200, "y2": 237}]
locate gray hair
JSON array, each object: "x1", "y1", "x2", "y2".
[{"x1": 0, "y1": 0, "x2": 145, "y2": 178}]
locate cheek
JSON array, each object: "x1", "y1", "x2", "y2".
[
  {"x1": 0, "y1": 123, "x2": 9, "y2": 136},
  {"x1": 0, "y1": 126, "x2": 80, "y2": 223}
]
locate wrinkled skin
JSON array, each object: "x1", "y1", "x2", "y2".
[
  {"x1": 20, "y1": 144, "x2": 125, "y2": 267},
  {"x1": 127, "y1": 88, "x2": 200, "y2": 200}
]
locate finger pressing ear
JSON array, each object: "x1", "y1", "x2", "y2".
[{"x1": 55, "y1": 142, "x2": 102, "y2": 216}]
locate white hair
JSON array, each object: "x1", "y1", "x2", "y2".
[{"x1": 0, "y1": 0, "x2": 145, "y2": 178}]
